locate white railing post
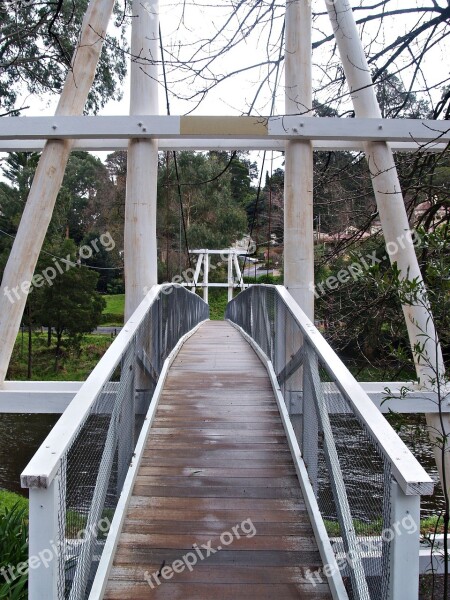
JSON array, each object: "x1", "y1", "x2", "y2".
[
  {"x1": 388, "y1": 481, "x2": 421, "y2": 600},
  {"x1": 28, "y1": 477, "x2": 63, "y2": 600},
  {"x1": 203, "y1": 253, "x2": 209, "y2": 304},
  {"x1": 227, "y1": 252, "x2": 233, "y2": 301},
  {"x1": 117, "y1": 350, "x2": 137, "y2": 493},
  {"x1": 302, "y1": 343, "x2": 319, "y2": 495}
]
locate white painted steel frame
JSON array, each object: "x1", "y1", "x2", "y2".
[
  {"x1": 325, "y1": 0, "x2": 448, "y2": 518},
  {"x1": 27, "y1": 477, "x2": 62, "y2": 599},
  {"x1": 284, "y1": 0, "x2": 314, "y2": 319},
  {"x1": 239, "y1": 286, "x2": 435, "y2": 496},
  {"x1": 187, "y1": 249, "x2": 247, "y2": 302},
  {"x1": 0, "y1": 115, "x2": 447, "y2": 144},
  {"x1": 124, "y1": 0, "x2": 160, "y2": 320},
  {"x1": 87, "y1": 319, "x2": 207, "y2": 600},
  {"x1": 304, "y1": 344, "x2": 370, "y2": 600},
  {"x1": 228, "y1": 319, "x2": 349, "y2": 600},
  {"x1": 1, "y1": 138, "x2": 445, "y2": 153},
  {"x1": 0, "y1": 381, "x2": 444, "y2": 414},
  {"x1": 388, "y1": 481, "x2": 421, "y2": 600}
]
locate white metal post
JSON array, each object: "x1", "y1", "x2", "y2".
[
  {"x1": 388, "y1": 481, "x2": 421, "y2": 600},
  {"x1": 124, "y1": 0, "x2": 160, "y2": 320},
  {"x1": 117, "y1": 349, "x2": 136, "y2": 494},
  {"x1": 284, "y1": 0, "x2": 314, "y2": 320},
  {"x1": 227, "y1": 252, "x2": 234, "y2": 301},
  {"x1": 28, "y1": 479, "x2": 62, "y2": 599},
  {"x1": 192, "y1": 253, "x2": 204, "y2": 292},
  {"x1": 302, "y1": 344, "x2": 319, "y2": 495},
  {"x1": 203, "y1": 253, "x2": 209, "y2": 304},
  {"x1": 233, "y1": 253, "x2": 244, "y2": 291},
  {"x1": 0, "y1": 0, "x2": 116, "y2": 383},
  {"x1": 325, "y1": 0, "x2": 448, "y2": 495}
]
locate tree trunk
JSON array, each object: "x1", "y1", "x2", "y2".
[
  {"x1": 27, "y1": 305, "x2": 32, "y2": 379},
  {"x1": 47, "y1": 326, "x2": 52, "y2": 347},
  {"x1": 54, "y1": 330, "x2": 63, "y2": 371}
]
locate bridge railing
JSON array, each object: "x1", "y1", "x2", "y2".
[
  {"x1": 226, "y1": 285, "x2": 434, "y2": 600},
  {"x1": 21, "y1": 284, "x2": 209, "y2": 600}
]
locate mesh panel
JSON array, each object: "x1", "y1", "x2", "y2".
[
  {"x1": 316, "y1": 378, "x2": 392, "y2": 600},
  {"x1": 30, "y1": 285, "x2": 209, "y2": 600},
  {"x1": 226, "y1": 286, "x2": 392, "y2": 600}
]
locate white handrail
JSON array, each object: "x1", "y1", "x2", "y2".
[
  {"x1": 229, "y1": 285, "x2": 434, "y2": 496},
  {"x1": 22, "y1": 284, "x2": 166, "y2": 489}
]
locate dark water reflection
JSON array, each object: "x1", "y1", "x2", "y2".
[
  {"x1": 389, "y1": 413, "x2": 445, "y2": 517},
  {"x1": 0, "y1": 413, "x2": 60, "y2": 496}
]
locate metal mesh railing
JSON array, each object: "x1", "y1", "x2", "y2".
[
  {"x1": 22, "y1": 285, "x2": 209, "y2": 600},
  {"x1": 226, "y1": 285, "x2": 433, "y2": 600}
]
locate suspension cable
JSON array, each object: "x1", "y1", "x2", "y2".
[
  {"x1": 159, "y1": 24, "x2": 192, "y2": 272},
  {"x1": 238, "y1": 19, "x2": 285, "y2": 287}
]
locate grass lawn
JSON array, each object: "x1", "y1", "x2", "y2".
[
  {"x1": 8, "y1": 333, "x2": 113, "y2": 381},
  {"x1": 207, "y1": 289, "x2": 228, "y2": 320},
  {"x1": 102, "y1": 293, "x2": 125, "y2": 325}
]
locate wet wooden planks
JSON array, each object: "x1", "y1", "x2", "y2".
[{"x1": 103, "y1": 320, "x2": 331, "y2": 599}]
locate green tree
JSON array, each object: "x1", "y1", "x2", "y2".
[
  {"x1": 0, "y1": 1, "x2": 126, "y2": 116},
  {"x1": 157, "y1": 151, "x2": 249, "y2": 279},
  {"x1": 34, "y1": 240, "x2": 106, "y2": 368}
]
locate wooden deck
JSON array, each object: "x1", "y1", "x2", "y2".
[{"x1": 103, "y1": 320, "x2": 332, "y2": 599}]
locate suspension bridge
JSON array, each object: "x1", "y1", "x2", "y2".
[
  {"x1": 19, "y1": 284, "x2": 435, "y2": 600},
  {"x1": 0, "y1": 0, "x2": 449, "y2": 599}
]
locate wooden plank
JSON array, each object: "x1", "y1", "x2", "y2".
[
  {"x1": 132, "y1": 484, "x2": 302, "y2": 499},
  {"x1": 108, "y1": 564, "x2": 325, "y2": 583},
  {"x1": 117, "y1": 532, "x2": 317, "y2": 551},
  {"x1": 143, "y1": 440, "x2": 290, "y2": 450},
  {"x1": 134, "y1": 475, "x2": 298, "y2": 488},
  {"x1": 111, "y1": 548, "x2": 323, "y2": 568},
  {"x1": 148, "y1": 426, "x2": 286, "y2": 436},
  {"x1": 103, "y1": 581, "x2": 332, "y2": 600},
  {"x1": 121, "y1": 520, "x2": 314, "y2": 536},
  {"x1": 137, "y1": 466, "x2": 297, "y2": 477},
  {"x1": 104, "y1": 321, "x2": 332, "y2": 599}
]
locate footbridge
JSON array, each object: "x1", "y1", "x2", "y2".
[{"x1": 21, "y1": 284, "x2": 434, "y2": 600}]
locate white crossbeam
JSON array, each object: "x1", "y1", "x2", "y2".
[
  {"x1": 0, "y1": 115, "x2": 447, "y2": 146},
  {"x1": 0, "y1": 139, "x2": 445, "y2": 153}
]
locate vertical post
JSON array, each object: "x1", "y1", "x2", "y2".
[
  {"x1": 124, "y1": 0, "x2": 160, "y2": 321},
  {"x1": 388, "y1": 481, "x2": 421, "y2": 600},
  {"x1": 117, "y1": 347, "x2": 136, "y2": 493},
  {"x1": 28, "y1": 480, "x2": 62, "y2": 600},
  {"x1": 0, "y1": 0, "x2": 116, "y2": 383},
  {"x1": 325, "y1": 0, "x2": 448, "y2": 495},
  {"x1": 284, "y1": 0, "x2": 314, "y2": 320},
  {"x1": 302, "y1": 344, "x2": 319, "y2": 495},
  {"x1": 192, "y1": 253, "x2": 203, "y2": 292},
  {"x1": 227, "y1": 251, "x2": 234, "y2": 301},
  {"x1": 233, "y1": 253, "x2": 244, "y2": 291},
  {"x1": 203, "y1": 252, "x2": 209, "y2": 304}
]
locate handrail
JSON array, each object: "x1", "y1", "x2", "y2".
[
  {"x1": 21, "y1": 285, "x2": 164, "y2": 489},
  {"x1": 227, "y1": 284, "x2": 433, "y2": 496}
]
